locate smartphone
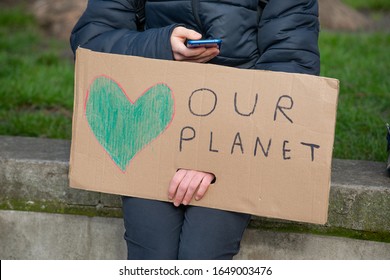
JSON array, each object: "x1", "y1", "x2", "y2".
[{"x1": 187, "y1": 39, "x2": 222, "y2": 49}]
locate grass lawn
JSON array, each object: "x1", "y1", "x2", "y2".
[
  {"x1": 342, "y1": 0, "x2": 390, "y2": 11},
  {"x1": 0, "y1": 6, "x2": 389, "y2": 162},
  {"x1": 0, "y1": 7, "x2": 74, "y2": 139},
  {"x1": 320, "y1": 32, "x2": 390, "y2": 162}
]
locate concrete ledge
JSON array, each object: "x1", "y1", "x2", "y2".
[
  {"x1": 0, "y1": 210, "x2": 127, "y2": 260},
  {"x1": 1, "y1": 136, "x2": 390, "y2": 259},
  {"x1": 2, "y1": 210, "x2": 390, "y2": 260},
  {"x1": 0, "y1": 136, "x2": 122, "y2": 217}
]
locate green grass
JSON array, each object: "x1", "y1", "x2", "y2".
[
  {"x1": 342, "y1": 0, "x2": 390, "y2": 11},
  {"x1": 320, "y1": 31, "x2": 390, "y2": 162},
  {"x1": 0, "y1": 7, "x2": 389, "y2": 162},
  {"x1": 0, "y1": 7, "x2": 74, "y2": 139}
]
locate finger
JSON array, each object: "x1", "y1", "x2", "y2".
[
  {"x1": 181, "y1": 172, "x2": 205, "y2": 205},
  {"x1": 177, "y1": 48, "x2": 220, "y2": 63},
  {"x1": 168, "y1": 169, "x2": 188, "y2": 200},
  {"x1": 182, "y1": 46, "x2": 219, "y2": 59},
  {"x1": 181, "y1": 47, "x2": 208, "y2": 58},
  {"x1": 189, "y1": 47, "x2": 219, "y2": 61},
  {"x1": 173, "y1": 170, "x2": 197, "y2": 207},
  {"x1": 193, "y1": 53, "x2": 219, "y2": 63},
  {"x1": 195, "y1": 173, "x2": 215, "y2": 201},
  {"x1": 173, "y1": 47, "x2": 207, "y2": 61},
  {"x1": 186, "y1": 54, "x2": 218, "y2": 63}
]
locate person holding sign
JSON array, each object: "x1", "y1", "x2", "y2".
[{"x1": 70, "y1": 0, "x2": 320, "y2": 259}]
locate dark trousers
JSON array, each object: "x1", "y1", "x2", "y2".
[{"x1": 122, "y1": 196, "x2": 251, "y2": 260}]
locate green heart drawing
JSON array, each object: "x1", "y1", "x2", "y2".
[{"x1": 85, "y1": 76, "x2": 174, "y2": 171}]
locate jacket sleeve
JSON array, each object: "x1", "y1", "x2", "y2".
[
  {"x1": 70, "y1": 0, "x2": 178, "y2": 60},
  {"x1": 255, "y1": 0, "x2": 320, "y2": 75}
]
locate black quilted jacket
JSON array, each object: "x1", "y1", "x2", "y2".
[{"x1": 70, "y1": 0, "x2": 320, "y2": 75}]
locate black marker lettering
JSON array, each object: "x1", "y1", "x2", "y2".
[
  {"x1": 231, "y1": 132, "x2": 244, "y2": 154},
  {"x1": 274, "y1": 95, "x2": 294, "y2": 124},
  {"x1": 234, "y1": 92, "x2": 259, "y2": 116},
  {"x1": 254, "y1": 137, "x2": 272, "y2": 157},
  {"x1": 282, "y1": 140, "x2": 291, "y2": 160},
  {"x1": 179, "y1": 126, "x2": 196, "y2": 152},
  {"x1": 209, "y1": 131, "x2": 219, "y2": 153},
  {"x1": 188, "y1": 88, "x2": 217, "y2": 117},
  {"x1": 300, "y1": 142, "x2": 320, "y2": 161}
]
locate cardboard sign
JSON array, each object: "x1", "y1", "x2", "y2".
[{"x1": 69, "y1": 48, "x2": 339, "y2": 224}]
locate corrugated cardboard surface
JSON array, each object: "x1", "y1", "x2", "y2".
[{"x1": 69, "y1": 48, "x2": 339, "y2": 224}]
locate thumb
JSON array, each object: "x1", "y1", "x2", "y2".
[
  {"x1": 174, "y1": 26, "x2": 202, "y2": 40},
  {"x1": 184, "y1": 29, "x2": 202, "y2": 40}
]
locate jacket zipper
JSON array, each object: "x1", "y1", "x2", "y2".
[{"x1": 191, "y1": 0, "x2": 204, "y2": 36}]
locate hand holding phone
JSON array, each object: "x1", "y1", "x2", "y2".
[
  {"x1": 170, "y1": 27, "x2": 220, "y2": 63},
  {"x1": 187, "y1": 39, "x2": 222, "y2": 49}
]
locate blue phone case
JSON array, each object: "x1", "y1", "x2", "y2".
[{"x1": 187, "y1": 39, "x2": 222, "y2": 49}]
